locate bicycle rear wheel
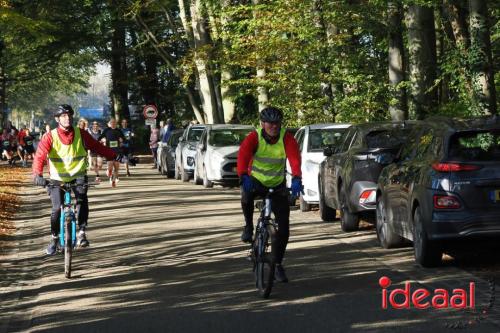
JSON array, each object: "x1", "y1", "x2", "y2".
[
  {"x1": 255, "y1": 228, "x2": 275, "y2": 298},
  {"x1": 64, "y1": 216, "x2": 72, "y2": 279}
]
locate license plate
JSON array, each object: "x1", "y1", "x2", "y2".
[{"x1": 489, "y1": 190, "x2": 500, "y2": 202}]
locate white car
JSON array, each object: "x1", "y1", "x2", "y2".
[
  {"x1": 194, "y1": 124, "x2": 254, "y2": 188},
  {"x1": 175, "y1": 125, "x2": 206, "y2": 181},
  {"x1": 287, "y1": 123, "x2": 351, "y2": 211}
]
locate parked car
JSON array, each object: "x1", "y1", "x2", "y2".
[
  {"x1": 158, "y1": 129, "x2": 184, "y2": 178},
  {"x1": 194, "y1": 124, "x2": 254, "y2": 188},
  {"x1": 286, "y1": 123, "x2": 351, "y2": 211},
  {"x1": 318, "y1": 121, "x2": 414, "y2": 231},
  {"x1": 376, "y1": 116, "x2": 500, "y2": 267},
  {"x1": 175, "y1": 125, "x2": 206, "y2": 181}
]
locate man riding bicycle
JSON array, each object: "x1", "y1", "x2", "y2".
[
  {"x1": 32, "y1": 104, "x2": 123, "y2": 255},
  {"x1": 237, "y1": 106, "x2": 302, "y2": 283}
]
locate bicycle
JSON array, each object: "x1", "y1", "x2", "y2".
[
  {"x1": 249, "y1": 187, "x2": 288, "y2": 299},
  {"x1": 45, "y1": 180, "x2": 92, "y2": 278}
]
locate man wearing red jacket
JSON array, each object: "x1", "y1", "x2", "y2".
[
  {"x1": 237, "y1": 106, "x2": 302, "y2": 283},
  {"x1": 33, "y1": 104, "x2": 121, "y2": 255}
]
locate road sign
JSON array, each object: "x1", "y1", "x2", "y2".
[
  {"x1": 145, "y1": 119, "x2": 156, "y2": 127},
  {"x1": 143, "y1": 105, "x2": 158, "y2": 119}
]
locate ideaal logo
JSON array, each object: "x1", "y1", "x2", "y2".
[{"x1": 379, "y1": 276, "x2": 475, "y2": 310}]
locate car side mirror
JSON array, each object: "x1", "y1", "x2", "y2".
[
  {"x1": 323, "y1": 147, "x2": 333, "y2": 157},
  {"x1": 178, "y1": 137, "x2": 184, "y2": 142},
  {"x1": 197, "y1": 142, "x2": 205, "y2": 151}
]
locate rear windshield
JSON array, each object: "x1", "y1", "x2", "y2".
[
  {"x1": 308, "y1": 128, "x2": 347, "y2": 152},
  {"x1": 187, "y1": 128, "x2": 204, "y2": 141},
  {"x1": 448, "y1": 130, "x2": 500, "y2": 161},
  {"x1": 365, "y1": 129, "x2": 409, "y2": 149},
  {"x1": 170, "y1": 132, "x2": 183, "y2": 146},
  {"x1": 209, "y1": 129, "x2": 252, "y2": 147}
]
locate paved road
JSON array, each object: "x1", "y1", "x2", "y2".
[{"x1": 1, "y1": 164, "x2": 500, "y2": 332}]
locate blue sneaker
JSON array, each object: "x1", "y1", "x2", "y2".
[{"x1": 46, "y1": 236, "x2": 59, "y2": 255}]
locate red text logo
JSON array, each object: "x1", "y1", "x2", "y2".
[{"x1": 379, "y1": 276, "x2": 475, "y2": 310}]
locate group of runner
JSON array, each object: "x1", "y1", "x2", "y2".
[
  {"x1": 76, "y1": 117, "x2": 135, "y2": 187},
  {"x1": 0, "y1": 124, "x2": 36, "y2": 167}
]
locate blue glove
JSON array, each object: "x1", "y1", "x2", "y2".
[
  {"x1": 241, "y1": 174, "x2": 254, "y2": 193},
  {"x1": 291, "y1": 177, "x2": 303, "y2": 197}
]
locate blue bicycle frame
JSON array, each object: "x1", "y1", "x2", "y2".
[{"x1": 59, "y1": 191, "x2": 77, "y2": 248}]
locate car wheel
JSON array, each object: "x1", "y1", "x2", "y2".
[
  {"x1": 299, "y1": 195, "x2": 311, "y2": 212},
  {"x1": 339, "y1": 187, "x2": 359, "y2": 232},
  {"x1": 194, "y1": 165, "x2": 203, "y2": 185},
  {"x1": 203, "y1": 165, "x2": 213, "y2": 188},
  {"x1": 376, "y1": 196, "x2": 404, "y2": 249},
  {"x1": 413, "y1": 207, "x2": 441, "y2": 267},
  {"x1": 319, "y1": 177, "x2": 336, "y2": 221},
  {"x1": 181, "y1": 163, "x2": 190, "y2": 182}
]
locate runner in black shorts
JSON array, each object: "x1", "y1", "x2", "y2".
[
  {"x1": 99, "y1": 118, "x2": 124, "y2": 187},
  {"x1": 1, "y1": 128, "x2": 16, "y2": 166},
  {"x1": 120, "y1": 118, "x2": 134, "y2": 177},
  {"x1": 19, "y1": 128, "x2": 35, "y2": 167}
]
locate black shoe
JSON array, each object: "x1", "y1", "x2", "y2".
[
  {"x1": 77, "y1": 230, "x2": 90, "y2": 247},
  {"x1": 275, "y1": 264, "x2": 288, "y2": 283},
  {"x1": 241, "y1": 226, "x2": 253, "y2": 243}
]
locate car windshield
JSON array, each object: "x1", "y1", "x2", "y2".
[
  {"x1": 209, "y1": 129, "x2": 252, "y2": 147},
  {"x1": 448, "y1": 130, "x2": 500, "y2": 161},
  {"x1": 365, "y1": 129, "x2": 409, "y2": 149},
  {"x1": 308, "y1": 128, "x2": 347, "y2": 152},
  {"x1": 187, "y1": 128, "x2": 204, "y2": 141}
]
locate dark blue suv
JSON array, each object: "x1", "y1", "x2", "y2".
[{"x1": 376, "y1": 116, "x2": 500, "y2": 267}]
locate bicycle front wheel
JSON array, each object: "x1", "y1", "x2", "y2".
[
  {"x1": 255, "y1": 230, "x2": 275, "y2": 299},
  {"x1": 64, "y1": 216, "x2": 72, "y2": 279}
]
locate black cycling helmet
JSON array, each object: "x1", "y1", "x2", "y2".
[
  {"x1": 259, "y1": 107, "x2": 283, "y2": 123},
  {"x1": 54, "y1": 104, "x2": 74, "y2": 117}
]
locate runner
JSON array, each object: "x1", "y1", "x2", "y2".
[
  {"x1": 120, "y1": 118, "x2": 134, "y2": 177},
  {"x1": 17, "y1": 127, "x2": 35, "y2": 167},
  {"x1": 99, "y1": 118, "x2": 124, "y2": 187},
  {"x1": 87, "y1": 121, "x2": 104, "y2": 182},
  {"x1": 1, "y1": 128, "x2": 16, "y2": 166}
]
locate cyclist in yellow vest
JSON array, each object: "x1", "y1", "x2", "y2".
[
  {"x1": 237, "y1": 107, "x2": 303, "y2": 283},
  {"x1": 32, "y1": 105, "x2": 125, "y2": 255}
]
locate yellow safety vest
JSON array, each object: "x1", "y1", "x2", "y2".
[
  {"x1": 48, "y1": 128, "x2": 88, "y2": 182},
  {"x1": 251, "y1": 128, "x2": 286, "y2": 187}
]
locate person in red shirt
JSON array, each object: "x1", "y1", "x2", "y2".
[
  {"x1": 1, "y1": 128, "x2": 16, "y2": 165},
  {"x1": 237, "y1": 107, "x2": 302, "y2": 283},
  {"x1": 33, "y1": 104, "x2": 124, "y2": 255}
]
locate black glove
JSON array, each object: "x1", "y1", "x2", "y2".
[{"x1": 34, "y1": 175, "x2": 47, "y2": 187}]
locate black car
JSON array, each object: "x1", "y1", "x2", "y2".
[
  {"x1": 318, "y1": 122, "x2": 414, "y2": 231},
  {"x1": 159, "y1": 129, "x2": 184, "y2": 178},
  {"x1": 376, "y1": 116, "x2": 500, "y2": 267}
]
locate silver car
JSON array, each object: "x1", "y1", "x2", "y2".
[
  {"x1": 175, "y1": 125, "x2": 206, "y2": 181},
  {"x1": 193, "y1": 124, "x2": 254, "y2": 188}
]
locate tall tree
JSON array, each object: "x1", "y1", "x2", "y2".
[
  {"x1": 469, "y1": 0, "x2": 497, "y2": 115},
  {"x1": 388, "y1": 1, "x2": 407, "y2": 121},
  {"x1": 406, "y1": 4, "x2": 438, "y2": 119}
]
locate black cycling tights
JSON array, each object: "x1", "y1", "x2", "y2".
[
  {"x1": 241, "y1": 180, "x2": 290, "y2": 264},
  {"x1": 48, "y1": 177, "x2": 88, "y2": 236}
]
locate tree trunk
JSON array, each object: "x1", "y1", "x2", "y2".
[
  {"x1": 110, "y1": 7, "x2": 129, "y2": 122},
  {"x1": 469, "y1": 0, "x2": 497, "y2": 115},
  {"x1": 313, "y1": 0, "x2": 336, "y2": 119},
  {"x1": 0, "y1": 64, "x2": 6, "y2": 127},
  {"x1": 189, "y1": 0, "x2": 221, "y2": 124},
  {"x1": 443, "y1": 0, "x2": 470, "y2": 49},
  {"x1": 252, "y1": 0, "x2": 269, "y2": 112},
  {"x1": 388, "y1": 1, "x2": 408, "y2": 121},
  {"x1": 144, "y1": 54, "x2": 159, "y2": 105},
  {"x1": 406, "y1": 5, "x2": 438, "y2": 120}
]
